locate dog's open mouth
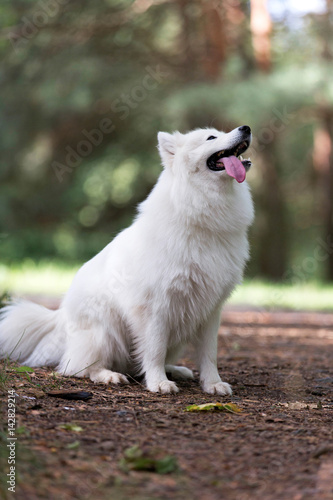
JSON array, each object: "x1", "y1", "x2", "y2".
[{"x1": 207, "y1": 140, "x2": 251, "y2": 183}]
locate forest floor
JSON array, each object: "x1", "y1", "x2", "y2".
[{"x1": 1, "y1": 306, "x2": 333, "y2": 500}]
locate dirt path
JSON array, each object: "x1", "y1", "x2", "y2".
[{"x1": 1, "y1": 307, "x2": 332, "y2": 500}]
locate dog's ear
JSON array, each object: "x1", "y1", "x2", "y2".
[{"x1": 157, "y1": 132, "x2": 176, "y2": 169}]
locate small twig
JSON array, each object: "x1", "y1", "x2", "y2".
[
  {"x1": 71, "y1": 360, "x2": 100, "y2": 377},
  {"x1": 125, "y1": 373, "x2": 145, "y2": 388},
  {"x1": 243, "y1": 383, "x2": 267, "y2": 387}
]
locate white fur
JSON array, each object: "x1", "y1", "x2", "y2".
[{"x1": 0, "y1": 127, "x2": 254, "y2": 395}]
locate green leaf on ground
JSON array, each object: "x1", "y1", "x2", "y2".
[
  {"x1": 185, "y1": 402, "x2": 242, "y2": 413},
  {"x1": 66, "y1": 440, "x2": 81, "y2": 449},
  {"x1": 119, "y1": 445, "x2": 178, "y2": 474},
  {"x1": 155, "y1": 455, "x2": 179, "y2": 474},
  {"x1": 13, "y1": 366, "x2": 34, "y2": 373},
  {"x1": 58, "y1": 423, "x2": 83, "y2": 432}
]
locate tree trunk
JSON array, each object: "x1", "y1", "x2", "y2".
[
  {"x1": 200, "y1": 0, "x2": 246, "y2": 81},
  {"x1": 201, "y1": 0, "x2": 228, "y2": 80},
  {"x1": 257, "y1": 146, "x2": 288, "y2": 280},
  {"x1": 313, "y1": 0, "x2": 333, "y2": 280},
  {"x1": 250, "y1": 0, "x2": 286, "y2": 278},
  {"x1": 250, "y1": 0, "x2": 272, "y2": 72},
  {"x1": 313, "y1": 111, "x2": 333, "y2": 281},
  {"x1": 176, "y1": 0, "x2": 200, "y2": 80}
]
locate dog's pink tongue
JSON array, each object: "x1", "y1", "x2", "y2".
[{"x1": 217, "y1": 156, "x2": 246, "y2": 183}]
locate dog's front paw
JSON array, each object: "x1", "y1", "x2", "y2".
[
  {"x1": 202, "y1": 381, "x2": 232, "y2": 396},
  {"x1": 147, "y1": 380, "x2": 179, "y2": 394},
  {"x1": 90, "y1": 369, "x2": 129, "y2": 385}
]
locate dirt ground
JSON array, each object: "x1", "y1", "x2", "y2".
[{"x1": 1, "y1": 306, "x2": 333, "y2": 500}]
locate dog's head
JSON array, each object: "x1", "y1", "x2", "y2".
[{"x1": 158, "y1": 126, "x2": 252, "y2": 185}]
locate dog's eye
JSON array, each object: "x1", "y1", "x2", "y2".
[{"x1": 207, "y1": 136, "x2": 217, "y2": 140}]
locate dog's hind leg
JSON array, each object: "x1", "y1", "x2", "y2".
[
  {"x1": 165, "y1": 365, "x2": 194, "y2": 379},
  {"x1": 165, "y1": 344, "x2": 194, "y2": 380},
  {"x1": 89, "y1": 368, "x2": 129, "y2": 384},
  {"x1": 57, "y1": 321, "x2": 129, "y2": 385}
]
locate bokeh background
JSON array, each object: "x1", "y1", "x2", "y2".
[{"x1": 1, "y1": 0, "x2": 333, "y2": 308}]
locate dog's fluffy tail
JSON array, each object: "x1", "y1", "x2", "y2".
[{"x1": 0, "y1": 300, "x2": 66, "y2": 367}]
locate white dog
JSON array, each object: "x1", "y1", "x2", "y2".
[{"x1": 0, "y1": 126, "x2": 254, "y2": 395}]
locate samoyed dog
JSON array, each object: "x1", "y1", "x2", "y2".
[{"x1": 0, "y1": 125, "x2": 254, "y2": 395}]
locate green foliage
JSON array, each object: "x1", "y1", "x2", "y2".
[
  {"x1": 231, "y1": 279, "x2": 333, "y2": 311},
  {"x1": 0, "y1": 292, "x2": 9, "y2": 309},
  {"x1": 1, "y1": 259, "x2": 333, "y2": 311},
  {"x1": 0, "y1": 1, "x2": 332, "y2": 282},
  {"x1": 0, "y1": 361, "x2": 10, "y2": 391},
  {"x1": 119, "y1": 445, "x2": 179, "y2": 474}
]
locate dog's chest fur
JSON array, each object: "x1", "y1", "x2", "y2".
[{"x1": 143, "y1": 229, "x2": 249, "y2": 341}]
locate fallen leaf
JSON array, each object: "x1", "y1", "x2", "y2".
[
  {"x1": 66, "y1": 440, "x2": 80, "y2": 450},
  {"x1": 58, "y1": 423, "x2": 83, "y2": 432},
  {"x1": 47, "y1": 390, "x2": 93, "y2": 401},
  {"x1": 185, "y1": 402, "x2": 242, "y2": 414},
  {"x1": 119, "y1": 445, "x2": 178, "y2": 474},
  {"x1": 26, "y1": 389, "x2": 45, "y2": 399},
  {"x1": 278, "y1": 402, "x2": 322, "y2": 410},
  {"x1": 155, "y1": 455, "x2": 178, "y2": 474},
  {"x1": 13, "y1": 366, "x2": 34, "y2": 373}
]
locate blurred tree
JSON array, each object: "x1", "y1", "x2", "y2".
[
  {"x1": 250, "y1": 0, "x2": 271, "y2": 72},
  {"x1": 311, "y1": 0, "x2": 333, "y2": 280},
  {"x1": 0, "y1": 0, "x2": 332, "y2": 285},
  {"x1": 201, "y1": 0, "x2": 228, "y2": 80},
  {"x1": 249, "y1": 0, "x2": 288, "y2": 279},
  {"x1": 257, "y1": 146, "x2": 288, "y2": 280}
]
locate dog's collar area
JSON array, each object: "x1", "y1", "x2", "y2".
[{"x1": 207, "y1": 140, "x2": 251, "y2": 172}]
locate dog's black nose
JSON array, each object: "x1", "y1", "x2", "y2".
[{"x1": 238, "y1": 125, "x2": 251, "y2": 134}]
